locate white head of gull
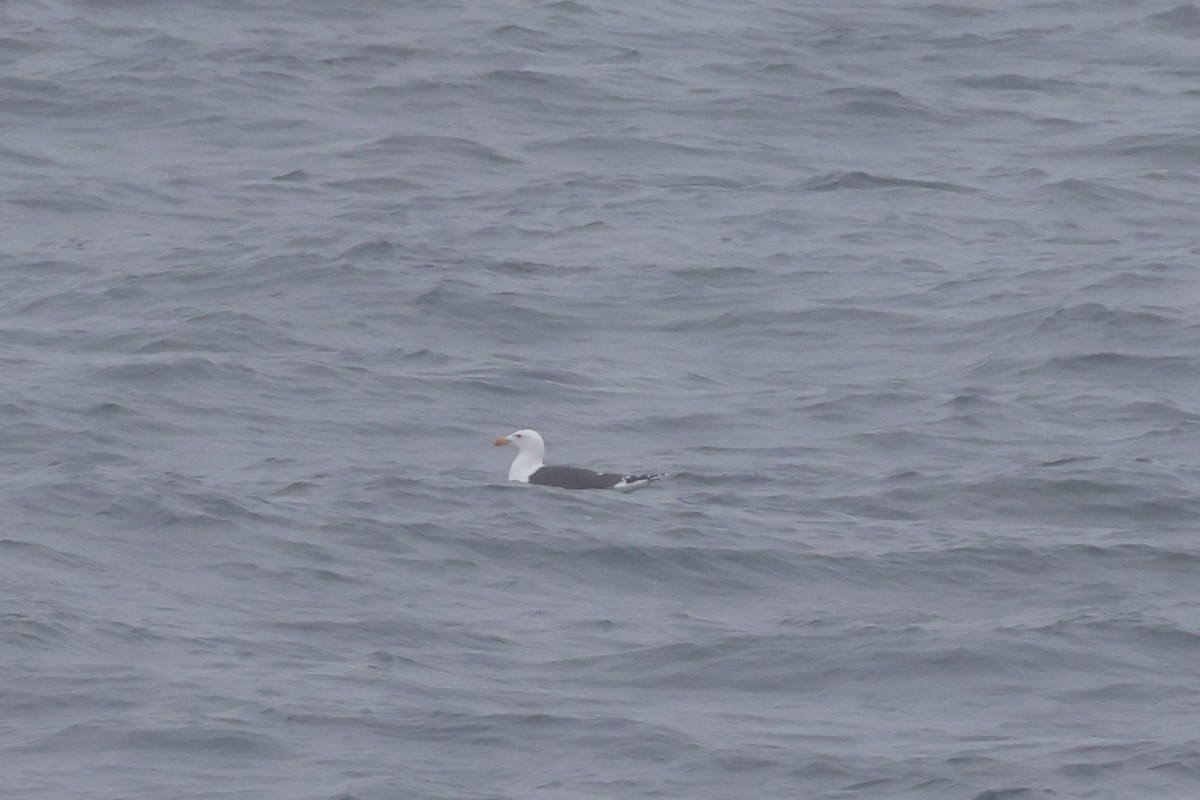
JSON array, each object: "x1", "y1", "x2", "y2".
[{"x1": 493, "y1": 428, "x2": 545, "y2": 482}]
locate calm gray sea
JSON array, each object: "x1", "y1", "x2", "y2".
[{"x1": 4, "y1": 1, "x2": 1200, "y2": 798}]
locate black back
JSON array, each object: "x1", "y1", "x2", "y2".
[{"x1": 528, "y1": 466, "x2": 624, "y2": 490}]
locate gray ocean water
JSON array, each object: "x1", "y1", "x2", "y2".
[{"x1": 4, "y1": 1, "x2": 1200, "y2": 798}]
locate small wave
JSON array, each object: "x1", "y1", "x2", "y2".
[
  {"x1": 351, "y1": 134, "x2": 522, "y2": 165},
  {"x1": 804, "y1": 171, "x2": 978, "y2": 194},
  {"x1": 118, "y1": 726, "x2": 287, "y2": 759},
  {"x1": 1145, "y1": 5, "x2": 1200, "y2": 36},
  {"x1": 956, "y1": 73, "x2": 1075, "y2": 93},
  {"x1": 1084, "y1": 132, "x2": 1200, "y2": 167},
  {"x1": 1033, "y1": 302, "x2": 1178, "y2": 334},
  {"x1": 822, "y1": 86, "x2": 956, "y2": 123}
]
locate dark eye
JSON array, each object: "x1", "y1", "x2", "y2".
[{"x1": 515, "y1": 434, "x2": 523, "y2": 438}]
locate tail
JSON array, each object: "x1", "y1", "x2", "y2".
[{"x1": 612, "y1": 473, "x2": 668, "y2": 493}]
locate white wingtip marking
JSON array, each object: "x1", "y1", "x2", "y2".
[{"x1": 611, "y1": 473, "x2": 668, "y2": 493}]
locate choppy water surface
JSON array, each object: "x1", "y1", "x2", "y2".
[{"x1": 4, "y1": 1, "x2": 1200, "y2": 798}]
